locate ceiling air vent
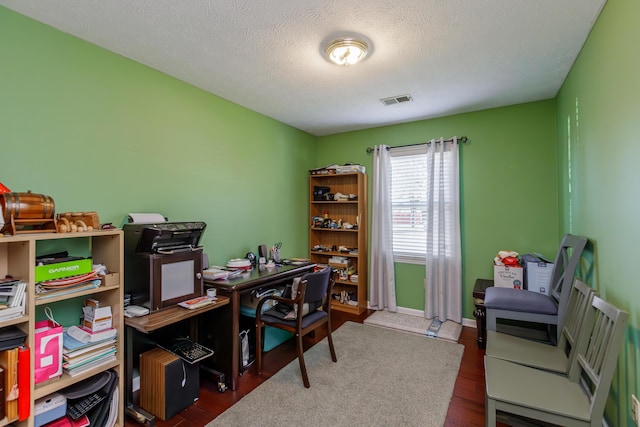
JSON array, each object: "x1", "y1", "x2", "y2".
[{"x1": 380, "y1": 94, "x2": 413, "y2": 106}]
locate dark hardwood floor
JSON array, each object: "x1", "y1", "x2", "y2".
[{"x1": 125, "y1": 310, "x2": 493, "y2": 426}]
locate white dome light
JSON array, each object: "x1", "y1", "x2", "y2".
[{"x1": 325, "y1": 38, "x2": 369, "y2": 66}]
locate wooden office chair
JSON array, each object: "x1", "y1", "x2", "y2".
[
  {"x1": 484, "y1": 233, "x2": 588, "y2": 344},
  {"x1": 255, "y1": 266, "x2": 336, "y2": 388},
  {"x1": 485, "y1": 295, "x2": 628, "y2": 426},
  {"x1": 486, "y1": 277, "x2": 596, "y2": 374}
]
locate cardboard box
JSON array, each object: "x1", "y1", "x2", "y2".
[
  {"x1": 35, "y1": 258, "x2": 92, "y2": 282},
  {"x1": 493, "y1": 265, "x2": 524, "y2": 289},
  {"x1": 82, "y1": 305, "x2": 113, "y2": 332},
  {"x1": 524, "y1": 261, "x2": 554, "y2": 295},
  {"x1": 100, "y1": 272, "x2": 120, "y2": 287}
]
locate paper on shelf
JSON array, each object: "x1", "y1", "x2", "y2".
[{"x1": 127, "y1": 212, "x2": 166, "y2": 223}]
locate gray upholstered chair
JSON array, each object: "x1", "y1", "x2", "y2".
[
  {"x1": 255, "y1": 266, "x2": 336, "y2": 388},
  {"x1": 484, "y1": 233, "x2": 588, "y2": 344},
  {"x1": 484, "y1": 295, "x2": 628, "y2": 426},
  {"x1": 486, "y1": 277, "x2": 595, "y2": 374}
]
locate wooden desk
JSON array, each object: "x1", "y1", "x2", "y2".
[
  {"x1": 125, "y1": 296, "x2": 230, "y2": 333},
  {"x1": 202, "y1": 263, "x2": 315, "y2": 390},
  {"x1": 124, "y1": 296, "x2": 230, "y2": 424}
]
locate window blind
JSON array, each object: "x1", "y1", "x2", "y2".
[{"x1": 390, "y1": 145, "x2": 453, "y2": 263}]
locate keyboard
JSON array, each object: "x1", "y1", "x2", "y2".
[
  {"x1": 162, "y1": 339, "x2": 214, "y2": 364},
  {"x1": 67, "y1": 391, "x2": 107, "y2": 420}
]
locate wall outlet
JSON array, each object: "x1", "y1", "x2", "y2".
[{"x1": 632, "y1": 394, "x2": 640, "y2": 425}]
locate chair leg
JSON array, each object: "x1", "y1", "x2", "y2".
[
  {"x1": 486, "y1": 394, "x2": 497, "y2": 426},
  {"x1": 256, "y1": 324, "x2": 263, "y2": 374},
  {"x1": 296, "y1": 333, "x2": 310, "y2": 388},
  {"x1": 326, "y1": 321, "x2": 337, "y2": 363}
]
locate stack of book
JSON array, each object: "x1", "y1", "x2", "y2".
[
  {"x1": 62, "y1": 327, "x2": 117, "y2": 377},
  {"x1": 35, "y1": 271, "x2": 101, "y2": 301},
  {"x1": 0, "y1": 278, "x2": 27, "y2": 321}
]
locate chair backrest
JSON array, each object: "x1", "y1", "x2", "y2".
[
  {"x1": 547, "y1": 234, "x2": 588, "y2": 328},
  {"x1": 569, "y1": 295, "x2": 628, "y2": 419},
  {"x1": 556, "y1": 277, "x2": 596, "y2": 366},
  {"x1": 301, "y1": 266, "x2": 333, "y2": 305}
]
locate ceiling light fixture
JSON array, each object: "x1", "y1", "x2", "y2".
[{"x1": 325, "y1": 38, "x2": 369, "y2": 66}]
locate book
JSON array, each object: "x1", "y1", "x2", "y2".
[
  {"x1": 0, "y1": 281, "x2": 26, "y2": 310},
  {"x1": 0, "y1": 305, "x2": 26, "y2": 322},
  {"x1": 35, "y1": 280, "x2": 101, "y2": 300},
  {"x1": 66, "y1": 355, "x2": 117, "y2": 377},
  {"x1": 17, "y1": 346, "x2": 29, "y2": 421},
  {"x1": 66, "y1": 325, "x2": 116, "y2": 344},
  {"x1": 63, "y1": 347, "x2": 117, "y2": 370},
  {"x1": 63, "y1": 344, "x2": 116, "y2": 364},
  {"x1": 64, "y1": 338, "x2": 116, "y2": 359}
]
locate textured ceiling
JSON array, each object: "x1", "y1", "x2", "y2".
[{"x1": 0, "y1": 0, "x2": 606, "y2": 136}]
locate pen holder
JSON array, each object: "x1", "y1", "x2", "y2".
[{"x1": 270, "y1": 247, "x2": 281, "y2": 263}]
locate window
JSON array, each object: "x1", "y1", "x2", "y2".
[{"x1": 390, "y1": 145, "x2": 454, "y2": 264}]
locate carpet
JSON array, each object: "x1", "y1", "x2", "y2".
[
  {"x1": 363, "y1": 310, "x2": 463, "y2": 342},
  {"x1": 207, "y1": 321, "x2": 464, "y2": 427}
]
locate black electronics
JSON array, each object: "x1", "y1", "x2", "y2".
[
  {"x1": 246, "y1": 252, "x2": 256, "y2": 266},
  {"x1": 67, "y1": 391, "x2": 107, "y2": 420},
  {"x1": 258, "y1": 244, "x2": 267, "y2": 259},
  {"x1": 313, "y1": 186, "x2": 330, "y2": 201},
  {"x1": 123, "y1": 222, "x2": 206, "y2": 311},
  {"x1": 140, "y1": 348, "x2": 199, "y2": 421},
  {"x1": 160, "y1": 338, "x2": 214, "y2": 364},
  {"x1": 123, "y1": 222, "x2": 206, "y2": 254},
  {"x1": 202, "y1": 252, "x2": 210, "y2": 269}
]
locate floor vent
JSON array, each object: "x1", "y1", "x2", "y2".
[{"x1": 381, "y1": 94, "x2": 413, "y2": 106}]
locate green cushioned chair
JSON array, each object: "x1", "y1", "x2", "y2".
[
  {"x1": 484, "y1": 233, "x2": 588, "y2": 344},
  {"x1": 486, "y1": 277, "x2": 596, "y2": 374},
  {"x1": 485, "y1": 295, "x2": 628, "y2": 426}
]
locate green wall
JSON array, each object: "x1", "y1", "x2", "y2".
[
  {"x1": 0, "y1": 7, "x2": 316, "y2": 266},
  {"x1": 556, "y1": 0, "x2": 640, "y2": 425},
  {"x1": 318, "y1": 101, "x2": 559, "y2": 319}
]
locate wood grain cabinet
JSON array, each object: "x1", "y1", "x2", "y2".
[
  {"x1": 0, "y1": 230, "x2": 124, "y2": 427},
  {"x1": 309, "y1": 172, "x2": 367, "y2": 315}
]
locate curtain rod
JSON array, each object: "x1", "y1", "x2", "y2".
[{"x1": 366, "y1": 136, "x2": 469, "y2": 154}]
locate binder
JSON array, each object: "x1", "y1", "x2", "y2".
[
  {"x1": 18, "y1": 346, "x2": 30, "y2": 421},
  {"x1": 0, "y1": 347, "x2": 19, "y2": 421}
]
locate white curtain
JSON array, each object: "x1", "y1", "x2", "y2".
[
  {"x1": 424, "y1": 137, "x2": 462, "y2": 323},
  {"x1": 369, "y1": 145, "x2": 397, "y2": 311}
]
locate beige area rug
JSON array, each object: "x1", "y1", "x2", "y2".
[
  {"x1": 363, "y1": 310, "x2": 463, "y2": 342},
  {"x1": 207, "y1": 321, "x2": 463, "y2": 427}
]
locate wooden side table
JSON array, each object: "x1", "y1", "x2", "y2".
[{"x1": 473, "y1": 278, "x2": 494, "y2": 349}]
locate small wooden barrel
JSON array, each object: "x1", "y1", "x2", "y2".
[{"x1": 1, "y1": 192, "x2": 56, "y2": 223}]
